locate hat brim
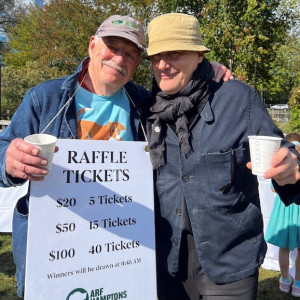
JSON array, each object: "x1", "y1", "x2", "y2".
[
  {"x1": 145, "y1": 43, "x2": 210, "y2": 59},
  {"x1": 97, "y1": 31, "x2": 146, "y2": 52}
]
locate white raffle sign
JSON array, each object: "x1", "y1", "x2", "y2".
[{"x1": 25, "y1": 139, "x2": 157, "y2": 300}]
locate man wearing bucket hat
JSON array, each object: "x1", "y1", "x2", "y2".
[
  {"x1": 0, "y1": 14, "x2": 232, "y2": 297},
  {"x1": 146, "y1": 13, "x2": 300, "y2": 299}
]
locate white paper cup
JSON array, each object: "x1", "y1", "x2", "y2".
[
  {"x1": 24, "y1": 134, "x2": 57, "y2": 174},
  {"x1": 248, "y1": 135, "x2": 282, "y2": 176}
]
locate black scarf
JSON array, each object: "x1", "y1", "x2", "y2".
[{"x1": 146, "y1": 57, "x2": 214, "y2": 169}]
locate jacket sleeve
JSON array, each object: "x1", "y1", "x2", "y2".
[
  {"x1": 0, "y1": 88, "x2": 42, "y2": 187},
  {"x1": 249, "y1": 89, "x2": 300, "y2": 205}
]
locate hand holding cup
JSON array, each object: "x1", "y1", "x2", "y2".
[
  {"x1": 247, "y1": 135, "x2": 300, "y2": 185},
  {"x1": 24, "y1": 134, "x2": 57, "y2": 175},
  {"x1": 5, "y1": 134, "x2": 57, "y2": 181},
  {"x1": 248, "y1": 136, "x2": 282, "y2": 177}
]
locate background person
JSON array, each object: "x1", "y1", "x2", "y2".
[
  {"x1": 265, "y1": 133, "x2": 300, "y2": 297},
  {"x1": 145, "y1": 13, "x2": 300, "y2": 300},
  {"x1": 0, "y1": 14, "x2": 231, "y2": 298}
]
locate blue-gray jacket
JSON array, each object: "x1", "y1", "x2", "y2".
[
  {"x1": 153, "y1": 80, "x2": 300, "y2": 284},
  {"x1": 0, "y1": 58, "x2": 151, "y2": 297}
]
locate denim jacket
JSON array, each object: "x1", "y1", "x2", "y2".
[
  {"x1": 153, "y1": 80, "x2": 300, "y2": 284},
  {"x1": 0, "y1": 58, "x2": 150, "y2": 297}
]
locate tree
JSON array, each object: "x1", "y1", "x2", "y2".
[
  {"x1": 1, "y1": 61, "x2": 62, "y2": 114},
  {"x1": 4, "y1": 0, "x2": 157, "y2": 79},
  {"x1": 157, "y1": 0, "x2": 300, "y2": 105},
  {"x1": 266, "y1": 35, "x2": 300, "y2": 103},
  {"x1": 197, "y1": 0, "x2": 290, "y2": 87},
  {"x1": 4, "y1": 0, "x2": 104, "y2": 71},
  {"x1": 288, "y1": 86, "x2": 300, "y2": 133},
  {"x1": 0, "y1": 0, "x2": 17, "y2": 56},
  {"x1": 278, "y1": 0, "x2": 300, "y2": 38},
  {"x1": 2, "y1": 0, "x2": 159, "y2": 113},
  {"x1": 262, "y1": 0, "x2": 300, "y2": 104}
]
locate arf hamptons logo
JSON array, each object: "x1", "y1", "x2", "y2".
[
  {"x1": 66, "y1": 288, "x2": 89, "y2": 300},
  {"x1": 67, "y1": 287, "x2": 128, "y2": 299}
]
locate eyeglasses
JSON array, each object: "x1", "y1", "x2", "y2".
[
  {"x1": 151, "y1": 51, "x2": 184, "y2": 63},
  {"x1": 105, "y1": 42, "x2": 141, "y2": 62}
]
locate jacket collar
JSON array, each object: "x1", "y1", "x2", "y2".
[{"x1": 201, "y1": 97, "x2": 214, "y2": 123}]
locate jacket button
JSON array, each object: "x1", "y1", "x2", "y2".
[
  {"x1": 181, "y1": 175, "x2": 189, "y2": 182},
  {"x1": 172, "y1": 239, "x2": 178, "y2": 246},
  {"x1": 176, "y1": 208, "x2": 181, "y2": 216}
]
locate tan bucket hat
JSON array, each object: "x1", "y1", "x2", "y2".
[{"x1": 146, "y1": 13, "x2": 210, "y2": 57}]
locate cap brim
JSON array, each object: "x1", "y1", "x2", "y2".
[{"x1": 97, "y1": 31, "x2": 146, "y2": 52}]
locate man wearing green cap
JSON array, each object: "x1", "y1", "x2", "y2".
[
  {"x1": 0, "y1": 14, "x2": 232, "y2": 297},
  {"x1": 146, "y1": 13, "x2": 300, "y2": 300},
  {"x1": 0, "y1": 14, "x2": 150, "y2": 297}
]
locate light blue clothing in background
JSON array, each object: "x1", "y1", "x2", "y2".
[{"x1": 265, "y1": 182, "x2": 300, "y2": 250}]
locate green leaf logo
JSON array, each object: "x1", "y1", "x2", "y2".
[
  {"x1": 112, "y1": 20, "x2": 125, "y2": 25},
  {"x1": 127, "y1": 21, "x2": 139, "y2": 31}
]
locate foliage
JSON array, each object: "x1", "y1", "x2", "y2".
[
  {"x1": 1, "y1": 0, "x2": 299, "y2": 114},
  {"x1": 2, "y1": 0, "x2": 155, "y2": 106},
  {"x1": 4, "y1": 0, "x2": 159, "y2": 72},
  {"x1": 0, "y1": 0, "x2": 20, "y2": 58},
  {"x1": 288, "y1": 87, "x2": 300, "y2": 133},
  {"x1": 263, "y1": 0, "x2": 300, "y2": 104},
  {"x1": 158, "y1": 0, "x2": 299, "y2": 104},
  {"x1": 1, "y1": 61, "x2": 65, "y2": 115},
  {"x1": 266, "y1": 35, "x2": 300, "y2": 104},
  {"x1": 159, "y1": 0, "x2": 288, "y2": 82},
  {"x1": 278, "y1": 0, "x2": 300, "y2": 38},
  {"x1": 198, "y1": 0, "x2": 289, "y2": 86},
  {"x1": 5, "y1": 0, "x2": 102, "y2": 71}
]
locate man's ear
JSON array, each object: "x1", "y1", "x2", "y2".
[
  {"x1": 197, "y1": 52, "x2": 205, "y2": 63},
  {"x1": 88, "y1": 36, "x2": 96, "y2": 56}
]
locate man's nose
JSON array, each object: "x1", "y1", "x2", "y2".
[
  {"x1": 157, "y1": 58, "x2": 170, "y2": 70},
  {"x1": 112, "y1": 50, "x2": 126, "y2": 64}
]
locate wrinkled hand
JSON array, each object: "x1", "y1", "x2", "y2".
[
  {"x1": 211, "y1": 62, "x2": 234, "y2": 82},
  {"x1": 5, "y1": 138, "x2": 58, "y2": 181},
  {"x1": 247, "y1": 148, "x2": 300, "y2": 185}
]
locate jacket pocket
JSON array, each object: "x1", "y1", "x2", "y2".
[
  {"x1": 206, "y1": 146, "x2": 247, "y2": 198},
  {"x1": 225, "y1": 192, "x2": 263, "y2": 239}
]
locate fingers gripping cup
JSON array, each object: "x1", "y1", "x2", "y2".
[
  {"x1": 248, "y1": 136, "x2": 282, "y2": 176},
  {"x1": 24, "y1": 134, "x2": 57, "y2": 174}
]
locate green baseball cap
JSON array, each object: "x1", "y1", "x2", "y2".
[{"x1": 95, "y1": 15, "x2": 146, "y2": 52}]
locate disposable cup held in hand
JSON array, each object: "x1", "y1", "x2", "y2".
[
  {"x1": 24, "y1": 134, "x2": 57, "y2": 174},
  {"x1": 248, "y1": 135, "x2": 282, "y2": 176}
]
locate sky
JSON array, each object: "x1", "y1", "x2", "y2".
[
  {"x1": 0, "y1": 0, "x2": 43, "y2": 42},
  {"x1": 23, "y1": 0, "x2": 44, "y2": 6}
]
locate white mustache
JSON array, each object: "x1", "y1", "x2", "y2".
[{"x1": 102, "y1": 60, "x2": 128, "y2": 76}]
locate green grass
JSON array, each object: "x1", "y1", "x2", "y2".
[
  {"x1": 0, "y1": 233, "x2": 297, "y2": 299},
  {"x1": 0, "y1": 234, "x2": 19, "y2": 300},
  {"x1": 258, "y1": 268, "x2": 295, "y2": 300},
  {"x1": 277, "y1": 122, "x2": 293, "y2": 136}
]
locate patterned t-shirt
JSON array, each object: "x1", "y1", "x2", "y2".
[{"x1": 75, "y1": 84, "x2": 133, "y2": 141}]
